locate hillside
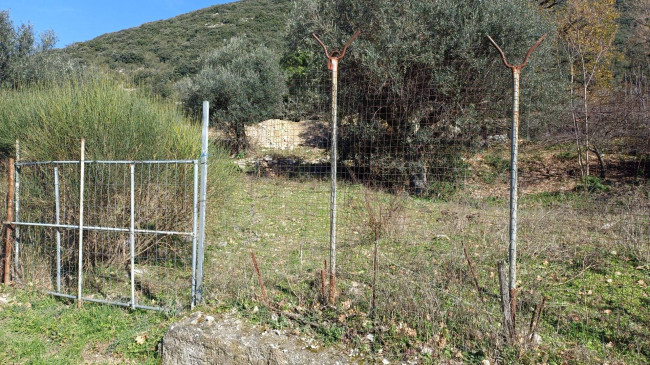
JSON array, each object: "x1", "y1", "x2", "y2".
[{"x1": 62, "y1": 0, "x2": 292, "y2": 94}]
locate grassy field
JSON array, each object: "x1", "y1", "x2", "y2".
[
  {"x1": 0, "y1": 286, "x2": 170, "y2": 364},
  {"x1": 199, "y1": 143, "x2": 649, "y2": 364},
  {"x1": 1, "y1": 143, "x2": 649, "y2": 364}
]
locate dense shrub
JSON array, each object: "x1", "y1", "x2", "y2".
[{"x1": 0, "y1": 75, "x2": 199, "y2": 160}]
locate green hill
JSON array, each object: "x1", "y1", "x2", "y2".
[{"x1": 63, "y1": 0, "x2": 292, "y2": 95}]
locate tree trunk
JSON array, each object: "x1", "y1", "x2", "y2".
[{"x1": 590, "y1": 147, "x2": 606, "y2": 179}]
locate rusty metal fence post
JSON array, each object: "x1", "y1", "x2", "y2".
[
  {"x1": 4, "y1": 158, "x2": 15, "y2": 285},
  {"x1": 14, "y1": 140, "x2": 20, "y2": 278},
  {"x1": 313, "y1": 30, "x2": 360, "y2": 305},
  {"x1": 487, "y1": 33, "x2": 547, "y2": 337}
]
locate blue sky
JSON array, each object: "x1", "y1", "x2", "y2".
[{"x1": 2, "y1": 1, "x2": 234, "y2": 48}]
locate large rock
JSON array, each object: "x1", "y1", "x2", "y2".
[{"x1": 162, "y1": 311, "x2": 357, "y2": 365}]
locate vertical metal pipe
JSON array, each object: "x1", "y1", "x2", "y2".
[
  {"x1": 196, "y1": 101, "x2": 209, "y2": 303},
  {"x1": 329, "y1": 58, "x2": 339, "y2": 299},
  {"x1": 191, "y1": 161, "x2": 199, "y2": 308},
  {"x1": 54, "y1": 167, "x2": 61, "y2": 293},
  {"x1": 14, "y1": 140, "x2": 20, "y2": 275},
  {"x1": 129, "y1": 164, "x2": 136, "y2": 310},
  {"x1": 77, "y1": 139, "x2": 85, "y2": 308},
  {"x1": 508, "y1": 68, "x2": 521, "y2": 293}
]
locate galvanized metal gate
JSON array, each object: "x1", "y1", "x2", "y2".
[{"x1": 11, "y1": 103, "x2": 210, "y2": 312}]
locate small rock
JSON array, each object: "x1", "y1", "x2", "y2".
[{"x1": 382, "y1": 359, "x2": 390, "y2": 364}]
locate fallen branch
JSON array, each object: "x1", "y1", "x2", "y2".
[
  {"x1": 528, "y1": 296, "x2": 546, "y2": 343},
  {"x1": 279, "y1": 310, "x2": 321, "y2": 329}
]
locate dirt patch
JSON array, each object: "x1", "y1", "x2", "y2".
[{"x1": 81, "y1": 341, "x2": 137, "y2": 365}]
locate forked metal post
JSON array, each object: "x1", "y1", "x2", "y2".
[{"x1": 313, "y1": 30, "x2": 360, "y2": 305}]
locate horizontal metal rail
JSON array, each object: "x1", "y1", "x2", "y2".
[
  {"x1": 47, "y1": 292, "x2": 164, "y2": 311},
  {"x1": 11, "y1": 221, "x2": 193, "y2": 236},
  {"x1": 16, "y1": 159, "x2": 197, "y2": 167}
]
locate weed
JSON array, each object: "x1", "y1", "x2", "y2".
[{"x1": 578, "y1": 175, "x2": 612, "y2": 193}]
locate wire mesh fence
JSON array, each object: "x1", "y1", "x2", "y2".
[
  {"x1": 198, "y1": 27, "x2": 649, "y2": 360},
  {"x1": 12, "y1": 159, "x2": 201, "y2": 312}
]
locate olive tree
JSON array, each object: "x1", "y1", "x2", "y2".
[
  {"x1": 178, "y1": 37, "x2": 287, "y2": 152},
  {"x1": 286, "y1": 0, "x2": 564, "y2": 195},
  {"x1": 0, "y1": 11, "x2": 66, "y2": 88}
]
